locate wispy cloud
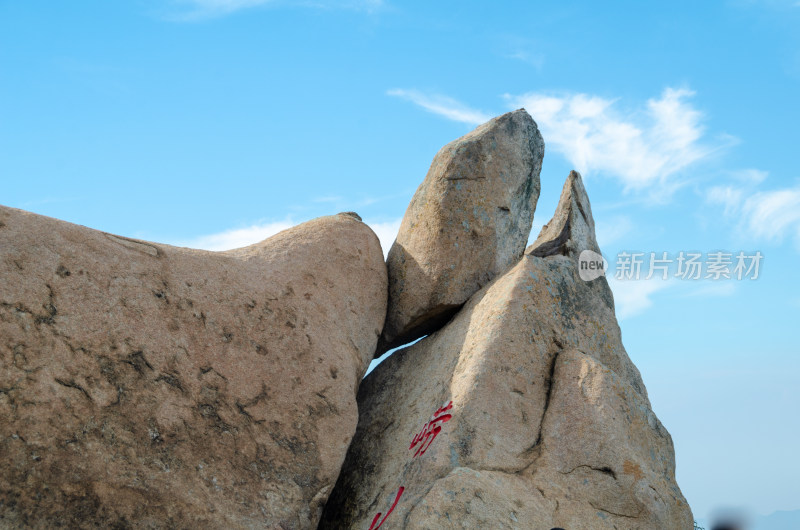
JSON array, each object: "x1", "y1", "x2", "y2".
[
  {"x1": 506, "y1": 50, "x2": 545, "y2": 70},
  {"x1": 682, "y1": 281, "x2": 737, "y2": 298},
  {"x1": 741, "y1": 187, "x2": 800, "y2": 243},
  {"x1": 387, "y1": 89, "x2": 492, "y2": 126},
  {"x1": 368, "y1": 218, "x2": 402, "y2": 257},
  {"x1": 608, "y1": 276, "x2": 740, "y2": 319},
  {"x1": 495, "y1": 34, "x2": 546, "y2": 71},
  {"x1": 608, "y1": 277, "x2": 671, "y2": 319},
  {"x1": 393, "y1": 87, "x2": 725, "y2": 197},
  {"x1": 707, "y1": 185, "x2": 745, "y2": 216},
  {"x1": 167, "y1": 0, "x2": 383, "y2": 20},
  {"x1": 707, "y1": 174, "x2": 800, "y2": 248},
  {"x1": 174, "y1": 220, "x2": 297, "y2": 251},
  {"x1": 309, "y1": 190, "x2": 411, "y2": 210},
  {"x1": 177, "y1": 0, "x2": 273, "y2": 18},
  {"x1": 169, "y1": 216, "x2": 401, "y2": 255},
  {"x1": 595, "y1": 214, "x2": 634, "y2": 249},
  {"x1": 730, "y1": 168, "x2": 768, "y2": 185},
  {"x1": 505, "y1": 88, "x2": 725, "y2": 197},
  {"x1": 312, "y1": 195, "x2": 344, "y2": 203}
]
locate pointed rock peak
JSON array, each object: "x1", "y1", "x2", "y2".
[
  {"x1": 474, "y1": 107, "x2": 533, "y2": 130},
  {"x1": 526, "y1": 170, "x2": 600, "y2": 258}
]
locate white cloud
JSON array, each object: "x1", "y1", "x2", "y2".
[
  {"x1": 167, "y1": 216, "x2": 401, "y2": 255},
  {"x1": 607, "y1": 277, "x2": 671, "y2": 319},
  {"x1": 741, "y1": 187, "x2": 800, "y2": 243},
  {"x1": 705, "y1": 169, "x2": 770, "y2": 215},
  {"x1": 707, "y1": 176, "x2": 800, "y2": 248},
  {"x1": 169, "y1": 0, "x2": 383, "y2": 19},
  {"x1": 683, "y1": 281, "x2": 737, "y2": 298},
  {"x1": 180, "y1": 0, "x2": 272, "y2": 16},
  {"x1": 731, "y1": 168, "x2": 768, "y2": 184},
  {"x1": 609, "y1": 270, "x2": 754, "y2": 318},
  {"x1": 595, "y1": 214, "x2": 634, "y2": 249},
  {"x1": 387, "y1": 89, "x2": 492, "y2": 126},
  {"x1": 505, "y1": 88, "x2": 719, "y2": 196},
  {"x1": 312, "y1": 195, "x2": 344, "y2": 203},
  {"x1": 507, "y1": 50, "x2": 545, "y2": 70},
  {"x1": 367, "y1": 218, "x2": 402, "y2": 257},
  {"x1": 389, "y1": 87, "x2": 720, "y2": 196},
  {"x1": 707, "y1": 185, "x2": 745, "y2": 216},
  {"x1": 496, "y1": 34, "x2": 545, "y2": 71},
  {"x1": 175, "y1": 220, "x2": 297, "y2": 251}
]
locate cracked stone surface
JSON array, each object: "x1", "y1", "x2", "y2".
[
  {"x1": 0, "y1": 206, "x2": 387, "y2": 528},
  {"x1": 319, "y1": 172, "x2": 692, "y2": 529},
  {"x1": 379, "y1": 109, "x2": 544, "y2": 354}
]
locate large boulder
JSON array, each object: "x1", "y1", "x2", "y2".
[
  {"x1": 320, "y1": 172, "x2": 692, "y2": 529},
  {"x1": 380, "y1": 109, "x2": 544, "y2": 353},
  {"x1": 0, "y1": 207, "x2": 387, "y2": 528}
]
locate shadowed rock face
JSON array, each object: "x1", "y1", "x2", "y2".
[
  {"x1": 380, "y1": 109, "x2": 544, "y2": 354},
  {"x1": 320, "y1": 172, "x2": 692, "y2": 529},
  {"x1": 0, "y1": 207, "x2": 386, "y2": 529}
]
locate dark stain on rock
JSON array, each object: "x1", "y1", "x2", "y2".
[
  {"x1": 33, "y1": 285, "x2": 58, "y2": 326},
  {"x1": 198, "y1": 402, "x2": 234, "y2": 434},
  {"x1": 152, "y1": 290, "x2": 168, "y2": 303},
  {"x1": 54, "y1": 378, "x2": 92, "y2": 402},
  {"x1": 122, "y1": 351, "x2": 153, "y2": 374},
  {"x1": 155, "y1": 373, "x2": 184, "y2": 393}
]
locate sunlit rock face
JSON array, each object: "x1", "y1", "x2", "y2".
[
  {"x1": 379, "y1": 109, "x2": 544, "y2": 355},
  {"x1": 0, "y1": 207, "x2": 386, "y2": 529},
  {"x1": 320, "y1": 171, "x2": 692, "y2": 530}
]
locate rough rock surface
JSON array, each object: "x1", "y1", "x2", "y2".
[
  {"x1": 320, "y1": 172, "x2": 692, "y2": 529},
  {"x1": 528, "y1": 170, "x2": 599, "y2": 257},
  {"x1": 380, "y1": 109, "x2": 544, "y2": 353},
  {"x1": 0, "y1": 207, "x2": 387, "y2": 529}
]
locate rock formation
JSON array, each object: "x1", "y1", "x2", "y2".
[
  {"x1": 0, "y1": 208, "x2": 386, "y2": 528},
  {"x1": 319, "y1": 171, "x2": 693, "y2": 529},
  {"x1": 380, "y1": 109, "x2": 544, "y2": 353},
  {"x1": 0, "y1": 111, "x2": 693, "y2": 529}
]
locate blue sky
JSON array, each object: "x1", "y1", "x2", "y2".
[{"x1": 2, "y1": 0, "x2": 799, "y2": 525}]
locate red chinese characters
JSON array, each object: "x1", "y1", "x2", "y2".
[
  {"x1": 366, "y1": 400, "x2": 454, "y2": 528},
  {"x1": 409, "y1": 401, "x2": 453, "y2": 458},
  {"x1": 367, "y1": 486, "x2": 404, "y2": 530}
]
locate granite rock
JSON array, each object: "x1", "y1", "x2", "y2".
[{"x1": 0, "y1": 207, "x2": 387, "y2": 529}]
